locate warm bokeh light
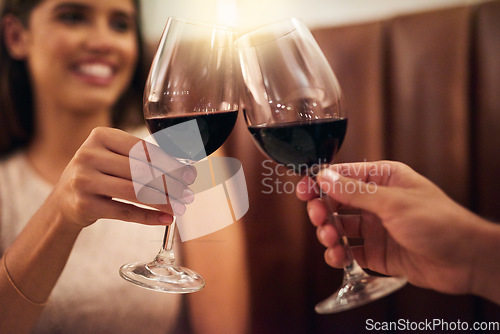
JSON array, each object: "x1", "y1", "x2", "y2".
[
  {"x1": 141, "y1": 0, "x2": 482, "y2": 42},
  {"x1": 216, "y1": 0, "x2": 237, "y2": 27}
]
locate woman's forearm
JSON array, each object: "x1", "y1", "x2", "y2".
[{"x1": 0, "y1": 191, "x2": 82, "y2": 333}]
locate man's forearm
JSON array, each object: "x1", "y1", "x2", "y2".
[{"x1": 470, "y1": 218, "x2": 500, "y2": 305}]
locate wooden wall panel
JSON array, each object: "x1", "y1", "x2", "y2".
[
  {"x1": 224, "y1": 112, "x2": 311, "y2": 333},
  {"x1": 473, "y1": 0, "x2": 500, "y2": 220},
  {"x1": 227, "y1": 2, "x2": 500, "y2": 332},
  {"x1": 313, "y1": 21, "x2": 386, "y2": 163},
  {"x1": 386, "y1": 6, "x2": 472, "y2": 206}
]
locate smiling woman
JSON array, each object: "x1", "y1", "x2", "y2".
[
  {"x1": 0, "y1": 0, "x2": 145, "y2": 155},
  {"x1": 24, "y1": 1, "x2": 138, "y2": 121},
  {"x1": 0, "y1": 0, "x2": 249, "y2": 333}
]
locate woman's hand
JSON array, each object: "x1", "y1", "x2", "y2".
[
  {"x1": 296, "y1": 161, "x2": 494, "y2": 297},
  {"x1": 51, "y1": 127, "x2": 196, "y2": 228}
]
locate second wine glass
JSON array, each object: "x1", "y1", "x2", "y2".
[
  {"x1": 119, "y1": 18, "x2": 238, "y2": 293},
  {"x1": 236, "y1": 18, "x2": 407, "y2": 313}
]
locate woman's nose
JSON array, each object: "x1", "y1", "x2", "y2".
[{"x1": 84, "y1": 19, "x2": 115, "y2": 53}]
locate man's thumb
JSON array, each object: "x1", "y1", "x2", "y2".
[{"x1": 316, "y1": 169, "x2": 383, "y2": 213}]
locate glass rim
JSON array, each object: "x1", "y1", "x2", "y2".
[
  {"x1": 166, "y1": 16, "x2": 238, "y2": 32},
  {"x1": 235, "y1": 17, "x2": 306, "y2": 48}
]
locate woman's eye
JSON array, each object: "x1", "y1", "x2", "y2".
[
  {"x1": 57, "y1": 11, "x2": 86, "y2": 24},
  {"x1": 111, "y1": 17, "x2": 134, "y2": 33}
]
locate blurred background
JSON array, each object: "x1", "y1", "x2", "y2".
[
  {"x1": 140, "y1": 0, "x2": 500, "y2": 333},
  {"x1": 1, "y1": 0, "x2": 495, "y2": 332},
  {"x1": 141, "y1": 0, "x2": 483, "y2": 41}
]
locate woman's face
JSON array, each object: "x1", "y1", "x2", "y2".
[{"x1": 22, "y1": 0, "x2": 139, "y2": 114}]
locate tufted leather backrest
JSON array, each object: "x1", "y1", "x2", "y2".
[
  {"x1": 224, "y1": 1, "x2": 500, "y2": 332},
  {"x1": 313, "y1": 2, "x2": 500, "y2": 214}
]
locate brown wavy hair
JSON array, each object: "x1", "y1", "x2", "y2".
[{"x1": 0, "y1": 0, "x2": 148, "y2": 156}]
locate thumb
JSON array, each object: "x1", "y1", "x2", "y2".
[{"x1": 316, "y1": 169, "x2": 390, "y2": 215}]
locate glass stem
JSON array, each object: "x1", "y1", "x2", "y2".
[
  {"x1": 321, "y1": 190, "x2": 368, "y2": 282},
  {"x1": 155, "y1": 218, "x2": 177, "y2": 266}
]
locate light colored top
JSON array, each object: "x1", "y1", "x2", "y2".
[{"x1": 0, "y1": 151, "x2": 181, "y2": 333}]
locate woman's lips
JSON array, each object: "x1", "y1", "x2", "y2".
[{"x1": 73, "y1": 62, "x2": 115, "y2": 86}]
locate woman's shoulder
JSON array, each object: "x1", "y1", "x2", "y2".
[
  {"x1": 0, "y1": 149, "x2": 52, "y2": 222},
  {"x1": 0, "y1": 150, "x2": 31, "y2": 249},
  {"x1": 0, "y1": 150, "x2": 26, "y2": 181}
]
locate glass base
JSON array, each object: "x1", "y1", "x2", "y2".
[
  {"x1": 315, "y1": 275, "x2": 407, "y2": 314},
  {"x1": 119, "y1": 261, "x2": 205, "y2": 294}
]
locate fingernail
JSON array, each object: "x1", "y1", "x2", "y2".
[
  {"x1": 306, "y1": 203, "x2": 312, "y2": 217},
  {"x1": 183, "y1": 168, "x2": 197, "y2": 184},
  {"x1": 171, "y1": 201, "x2": 186, "y2": 216},
  {"x1": 181, "y1": 188, "x2": 195, "y2": 204},
  {"x1": 159, "y1": 214, "x2": 173, "y2": 224},
  {"x1": 319, "y1": 169, "x2": 340, "y2": 183},
  {"x1": 325, "y1": 247, "x2": 335, "y2": 261},
  {"x1": 319, "y1": 228, "x2": 327, "y2": 244}
]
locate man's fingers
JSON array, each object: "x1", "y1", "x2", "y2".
[
  {"x1": 308, "y1": 200, "x2": 363, "y2": 240},
  {"x1": 307, "y1": 199, "x2": 327, "y2": 226},
  {"x1": 337, "y1": 214, "x2": 363, "y2": 239},
  {"x1": 324, "y1": 245, "x2": 367, "y2": 269},
  {"x1": 296, "y1": 176, "x2": 319, "y2": 201},
  {"x1": 316, "y1": 224, "x2": 338, "y2": 247},
  {"x1": 350, "y1": 246, "x2": 367, "y2": 268},
  {"x1": 317, "y1": 215, "x2": 364, "y2": 254},
  {"x1": 316, "y1": 169, "x2": 393, "y2": 216},
  {"x1": 324, "y1": 245, "x2": 343, "y2": 268}
]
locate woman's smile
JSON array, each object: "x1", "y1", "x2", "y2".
[{"x1": 72, "y1": 60, "x2": 116, "y2": 86}]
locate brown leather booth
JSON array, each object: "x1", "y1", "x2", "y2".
[{"x1": 224, "y1": 1, "x2": 500, "y2": 332}]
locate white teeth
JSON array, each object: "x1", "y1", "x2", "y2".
[{"x1": 78, "y1": 64, "x2": 113, "y2": 78}]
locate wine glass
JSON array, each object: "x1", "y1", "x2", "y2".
[
  {"x1": 236, "y1": 18, "x2": 407, "y2": 313},
  {"x1": 119, "y1": 18, "x2": 238, "y2": 293}
]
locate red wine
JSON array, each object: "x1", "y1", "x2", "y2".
[
  {"x1": 248, "y1": 118, "x2": 347, "y2": 174},
  {"x1": 146, "y1": 110, "x2": 238, "y2": 162}
]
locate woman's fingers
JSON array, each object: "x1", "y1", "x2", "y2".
[
  {"x1": 79, "y1": 128, "x2": 196, "y2": 206},
  {"x1": 62, "y1": 194, "x2": 174, "y2": 227},
  {"x1": 56, "y1": 127, "x2": 199, "y2": 227},
  {"x1": 86, "y1": 146, "x2": 194, "y2": 203},
  {"x1": 129, "y1": 141, "x2": 197, "y2": 186},
  {"x1": 99, "y1": 198, "x2": 174, "y2": 225},
  {"x1": 89, "y1": 173, "x2": 190, "y2": 215},
  {"x1": 87, "y1": 127, "x2": 197, "y2": 185}
]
